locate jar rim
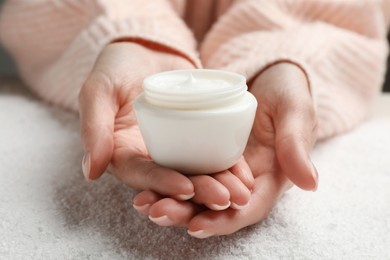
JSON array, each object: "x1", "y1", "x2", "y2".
[{"x1": 143, "y1": 69, "x2": 247, "y2": 109}]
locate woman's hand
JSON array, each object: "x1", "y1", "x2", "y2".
[
  {"x1": 133, "y1": 62, "x2": 318, "y2": 238},
  {"x1": 79, "y1": 42, "x2": 198, "y2": 198}
]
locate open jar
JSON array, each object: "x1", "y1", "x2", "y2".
[{"x1": 133, "y1": 69, "x2": 257, "y2": 174}]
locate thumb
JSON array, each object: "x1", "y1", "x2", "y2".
[
  {"x1": 274, "y1": 100, "x2": 318, "y2": 191},
  {"x1": 78, "y1": 74, "x2": 116, "y2": 181}
]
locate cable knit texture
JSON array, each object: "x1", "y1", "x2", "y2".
[
  {"x1": 0, "y1": 0, "x2": 389, "y2": 140},
  {"x1": 0, "y1": 0, "x2": 199, "y2": 110}
]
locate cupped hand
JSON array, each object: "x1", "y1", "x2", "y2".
[
  {"x1": 79, "y1": 42, "x2": 198, "y2": 198},
  {"x1": 133, "y1": 62, "x2": 318, "y2": 238}
]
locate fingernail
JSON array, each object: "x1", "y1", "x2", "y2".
[
  {"x1": 174, "y1": 192, "x2": 195, "y2": 200},
  {"x1": 230, "y1": 201, "x2": 250, "y2": 210},
  {"x1": 207, "y1": 201, "x2": 231, "y2": 211},
  {"x1": 311, "y1": 162, "x2": 319, "y2": 192},
  {"x1": 148, "y1": 215, "x2": 174, "y2": 226},
  {"x1": 82, "y1": 153, "x2": 91, "y2": 181},
  {"x1": 187, "y1": 229, "x2": 213, "y2": 239},
  {"x1": 133, "y1": 203, "x2": 150, "y2": 212}
]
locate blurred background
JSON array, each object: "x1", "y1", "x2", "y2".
[{"x1": 0, "y1": 0, "x2": 389, "y2": 91}]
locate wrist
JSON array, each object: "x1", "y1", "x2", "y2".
[
  {"x1": 251, "y1": 61, "x2": 312, "y2": 101},
  {"x1": 108, "y1": 40, "x2": 195, "y2": 69},
  {"x1": 257, "y1": 61, "x2": 309, "y2": 87}
]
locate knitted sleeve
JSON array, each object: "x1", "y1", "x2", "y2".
[
  {"x1": 201, "y1": 0, "x2": 389, "y2": 139},
  {"x1": 0, "y1": 0, "x2": 199, "y2": 111}
]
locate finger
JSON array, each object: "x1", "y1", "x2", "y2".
[
  {"x1": 133, "y1": 190, "x2": 162, "y2": 215},
  {"x1": 148, "y1": 198, "x2": 203, "y2": 227},
  {"x1": 187, "y1": 173, "x2": 289, "y2": 238},
  {"x1": 274, "y1": 99, "x2": 318, "y2": 191},
  {"x1": 112, "y1": 157, "x2": 195, "y2": 199},
  {"x1": 189, "y1": 175, "x2": 231, "y2": 211},
  {"x1": 229, "y1": 157, "x2": 255, "y2": 190},
  {"x1": 79, "y1": 73, "x2": 117, "y2": 181},
  {"x1": 213, "y1": 171, "x2": 251, "y2": 210}
]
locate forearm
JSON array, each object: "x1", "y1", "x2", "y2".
[
  {"x1": 201, "y1": 0, "x2": 389, "y2": 140},
  {"x1": 0, "y1": 0, "x2": 199, "y2": 111}
]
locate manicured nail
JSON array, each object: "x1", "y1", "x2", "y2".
[
  {"x1": 207, "y1": 201, "x2": 231, "y2": 211},
  {"x1": 187, "y1": 229, "x2": 213, "y2": 239},
  {"x1": 148, "y1": 215, "x2": 174, "y2": 226},
  {"x1": 174, "y1": 192, "x2": 195, "y2": 200},
  {"x1": 133, "y1": 203, "x2": 150, "y2": 212},
  {"x1": 311, "y1": 162, "x2": 319, "y2": 192},
  {"x1": 230, "y1": 201, "x2": 250, "y2": 210},
  {"x1": 82, "y1": 153, "x2": 91, "y2": 181}
]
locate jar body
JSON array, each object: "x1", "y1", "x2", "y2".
[{"x1": 134, "y1": 92, "x2": 257, "y2": 174}]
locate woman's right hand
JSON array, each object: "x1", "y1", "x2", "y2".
[{"x1": 79, "y1": 42, "x2": 197, "y2": 199}]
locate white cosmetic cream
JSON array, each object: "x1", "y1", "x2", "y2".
[{"x1": 134, "y1": 69, "x2": 257, "y2": 174}]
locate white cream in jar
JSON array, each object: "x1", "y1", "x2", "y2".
[{"x1": 134, "y1": 69, "x2": 257, "y2": 174}]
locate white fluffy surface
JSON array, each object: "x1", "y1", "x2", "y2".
[{"x1": 1, "y1": 78, "x2": 389, "y2": 259}]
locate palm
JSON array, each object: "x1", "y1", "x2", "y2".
[
  {"x1": 243, "y1": 99, "x2": 292, "y2": 213},
  {"x1": 246, "y1": 85, "x2": 295, "y2": 178},
  {"x1": 112, "y1": 103, "x2": 148, "y2": 163}
]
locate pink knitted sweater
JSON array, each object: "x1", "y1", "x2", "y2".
[{"x1": 0, "y1": 0, "x2": 389, "y2": 139}]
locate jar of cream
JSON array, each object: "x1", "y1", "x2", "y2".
[{"x1": 134, "y1": 69, "x2": 257, "y2": 175}]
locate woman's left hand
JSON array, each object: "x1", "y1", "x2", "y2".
[{"x1": 133, "y1": 62, "x2": 319, "y2": 238}]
